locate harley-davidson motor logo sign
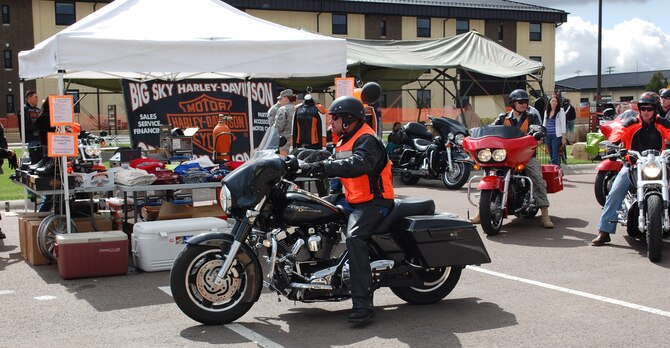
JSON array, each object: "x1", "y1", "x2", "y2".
[{"x1": 167, "y1": 94, "x2": 248, "y2": 153}]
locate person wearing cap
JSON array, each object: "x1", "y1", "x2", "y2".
[
  {"x1": 659, "y1": 88, "x2": 670, "y2": 119},
  {"x1": 271, "y1": 89, "x2": 296, "y2": 154},
  {"x1": 292, "y1": 94, "x2": 327, "y2": 150},
  {"x1": 592, "y1": 91, "x2": 670, "y2": 246},
  {"x1": 299, "y1": 96, "x2": 394, "y2": 323}
]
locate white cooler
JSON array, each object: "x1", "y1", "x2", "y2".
[{"x1": 131, "y1": 217, "x2": 230, "y2": 272}]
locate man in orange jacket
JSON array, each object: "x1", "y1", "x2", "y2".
[{"x1": 300, "y1": 96, "x2": 394, "y2": 323}]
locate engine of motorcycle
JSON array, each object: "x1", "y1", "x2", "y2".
[{"x1": 277, "y1": 223, "x2": 343, "y2": 262}]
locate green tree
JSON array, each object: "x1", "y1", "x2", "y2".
[{"x1": 645, "y1": 71, "x2": 669, "y2": 92}]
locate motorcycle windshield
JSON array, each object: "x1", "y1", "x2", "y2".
[
  {"x1": 222, "y1": 128, "x2": 286, "y2": 215},
  {"x1": 469, "y1": 125, "x2": 526, "y2": 139},
  {"x1": 430, "y1": 116, "x2": 468, "y2": 137}
]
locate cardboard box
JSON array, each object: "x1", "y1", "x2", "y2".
[
  {"x1": 56, "y1": 231, "x2": 128, "y2": 279},
  {"x1": 157, "y1": 202, "x2": 193, "y2": 220},
  {"x1": 73, "y1": 215, "x2": 114, "y2": 232},
  {"x1": 18, "y1": 212, "x2": 51, "y2": 259},
  {"x1": 140, "y1": 205, "x2": 162, "y2": 221},
  {"x1": 542, "y1": 164, "x2": 564, "y2": 193},
  {"x1": 25, "y1": 220, "x2": 50, "y2": 266},
  {"x1": 29, "y1": 174, "x2": 75, "y2": 191},
  {"x1": 192, "y1": 204, "x2": 226, "y2": 218}
]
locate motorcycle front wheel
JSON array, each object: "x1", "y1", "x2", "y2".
[
  {"x1": 480, "y1": 190, "x2": 504, "y2": 236},
  {"x1": 594, "y1": 170, "x2": 618, "y2": 207},
  {"x1": 169, "y1": 244, "x2": 262, "y2": 325},
  {"x1": 441, "y1": 161, "x2": 471, "y2": 190},
  {"x1": 646, "y1": 195, "x2": 663, "y2": 262},
  {"x1": 391, "y1": 266, "x2": 462, "y2": 305}
]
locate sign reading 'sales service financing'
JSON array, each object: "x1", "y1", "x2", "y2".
[{"x1": 121, "y1": 79, "x2": 275, "y2": 161}]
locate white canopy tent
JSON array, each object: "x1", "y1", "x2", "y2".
[{"x1": 18, "y1": 0, "x2": 347, "y2": 229}]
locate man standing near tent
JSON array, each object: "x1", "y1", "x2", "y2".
[{"x1": 20, "y1": 90, "x2": 41, "y2": 147}]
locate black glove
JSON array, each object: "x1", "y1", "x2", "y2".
[
  {"x1": 300, "y1": 161, "x2": 324, "y2": 175},
  {"x1": 8, "y1": 152, "x2": 17, "y2": 170}
]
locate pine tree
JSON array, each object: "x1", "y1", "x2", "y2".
[{"x1": 645, "y1": 71, "x2": 669, "y2": 92}]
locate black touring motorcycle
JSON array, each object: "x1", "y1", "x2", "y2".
[
  {"x1": 390, "y1": 116, "x2": 472, "y2": 189},
  {"x1": 170, "y1": 128, "x2": 491, "y2": 325}
]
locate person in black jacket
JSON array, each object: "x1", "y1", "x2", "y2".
[{"x1": 562, "y1": 98, "x2": 576, "y2": 144}]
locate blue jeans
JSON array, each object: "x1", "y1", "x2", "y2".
[
  {"x1": 546, "y1": 134, "x2": 562, "y2": 166},
  {"x1": 597, "y1": 166, "x2": 630, "y2": 234}
]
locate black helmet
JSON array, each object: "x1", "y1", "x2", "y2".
[
  {"x1": 329, "y1": 96, "x2": 365, "y2": 127},
  {"x1": 638, "y1": 91, "x2": 660, "y2": 107},
  {"x1": 660, "y1": 88, "x2": 670, "y2": 99},
  {"x1": 508, "y1": 89, "x2": 529, "y2": 105}
]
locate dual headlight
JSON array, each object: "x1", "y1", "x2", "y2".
[
  {"x1": 84, "y1": 146, "x2": 101, "y2": 157},
  {"x1": 477, "y1": 148, "x2": 507, "y2": 163},
  {"x1": 219, "y1": 185, "x2": 232, "y2": 214},
  {"x1": 641, "y1": 161, "x2": 662, "y2": 180}
]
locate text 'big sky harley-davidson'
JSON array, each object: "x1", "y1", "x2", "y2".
[
  {"x1": 169, "y1": 128, "x2": 491, "y2": 325},
  {"x1": 390, "y1": 116, "x2": 472, "y2": 189}
]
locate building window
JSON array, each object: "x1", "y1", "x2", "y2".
[
  {"x1": 529, "y1": 56, "x2": 542, "y2": 62},
  {"x1": 417, "y1": 17, "x2": 431, "y2": 37},
  {"x1": 332, "y1": 13, "x2": 347, "y2": 35},
  {"x1": 530, "y1": 23, "x2": 542, "y2": 41},
  {"x1": 417, "y1": 89, "x2": 431, "y2": 108},
  {"x1": 498, "y1": 22, "x2": 504, "y2": 41},
  {"x1": 6, "y1": 94, "x2": 14, "y2": 114},
  {"x1": 380, "y1": 18, "x2": 386, "y2": 37},
  {"x1": 2, "y1": 5, "x2": 9, "y2": 24},
  {"x1": 456, "y1": 19, "x2": 469, "y2": 35},
  {"x1": 4, "y1": 49, "x2": 11, "y2": 69},
  {"x1": 55, "y1": 1, "x2": 76, "y2": 26}
]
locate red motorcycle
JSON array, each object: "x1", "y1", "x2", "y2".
[
  {"x1": 463, "y1": 125, "x2": 563, "y2": 236},
  {"x1": 594, "y1": 113, "x2": 625, "y2": 206}
]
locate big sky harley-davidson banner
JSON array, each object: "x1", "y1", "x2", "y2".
[{"x1": 121, "y1": 78, "x2": 275, "y2": 161}]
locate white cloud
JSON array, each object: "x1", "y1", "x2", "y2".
[{"x1": 555, "y1": 17, "x2": 670, "y2": 80}]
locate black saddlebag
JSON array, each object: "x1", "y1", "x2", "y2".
[{"x1": 399, "y1": 215, "x2": 491, "y2": 268}]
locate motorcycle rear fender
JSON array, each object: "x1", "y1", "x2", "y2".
[
  {"x1": 186, "y1": 232, "x2": 263, "y2": 303},
  {"x1": 477, "y1": 175, "x2": 504, "y2": 191},
  {"x1": 595, "y1": 160, "x2": 623, "y2": 171}
]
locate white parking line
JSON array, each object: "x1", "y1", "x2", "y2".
[
  {"x1": 468, "y1": 266, "x2": 670, "y2": 318},
  {"x1": 158, "y1": 286, "x2": 285, "y2": 348}
]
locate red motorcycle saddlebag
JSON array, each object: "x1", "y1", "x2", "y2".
[{"x1": 542, "y1": 164, "x2": 563, "y2": 193}]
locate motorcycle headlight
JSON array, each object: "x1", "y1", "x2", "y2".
[
  {"x1": 219, "y1": 185, "x2": 232, "y2": 214},
  {"x1": 455, "y1": 133, "x2": 465, "y2": 146},
  {"x1": 642, "y1": 161, "x2": 662, "y2": 179},
  {"x1": 84, "y1": 146, "x2": 95, "y2": 156},
  {"x1": 92, "y1": 146, "x2": 101, "y2": 156},
  {"x1": 492, "y1": 149, "x2": 507, "y2": 162},
  {"x1": 477, "y1": 148, "x2": 492, "y2": 162},
  {"x1": 448, "y1": 133, "x2": 454, "y2": 140}
]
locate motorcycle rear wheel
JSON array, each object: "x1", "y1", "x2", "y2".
[
  {"x1": 400, "y1": 172, "x2": 420, "y2": 185},
  {"x1": 594, "y1": 170, "x2": 618, "y2": 207},
  {"x1": 169, "y1": 244, "x2": 261, "y2": 325},
  {"x1": 441, "y1": 162, "x2": 471, "y2": 190},
  {"x1": 646, "y1": 195, "x2": 663, "y2": 262},
  {"x1": 391, "y1": 266, "x2": 462, "y2": 305},
  {"x1": 480, "y1": 190, "x2": 504, "y2": 236}
]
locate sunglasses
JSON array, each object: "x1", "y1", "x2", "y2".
[
  {"x1": 639, "y1": 106, "x2": 655, "y2": 112},
  {"x1": 661, "y1": 96, "x2": 670, "y2": 100},
  {"x1": 515, "y1": 100, "x2": 529, "y2": 105}
]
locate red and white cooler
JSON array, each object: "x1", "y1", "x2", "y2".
[{"x1": 56, "y1": 231, "x2": 128, "y2": 280}]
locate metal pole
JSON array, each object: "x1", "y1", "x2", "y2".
[
  {"x1": 596, "y1": 0, "x2": 602, "y2": 107},
  {"x1": 58, "y1": 71, "x2": 72, "y2": 234},
  {"x1": 19, "y1": 81, "x2": 28, "y2": 212}
]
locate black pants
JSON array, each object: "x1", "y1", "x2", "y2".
[{"x1": 346, "y1": 200, "x2": 391, "y2": 310}]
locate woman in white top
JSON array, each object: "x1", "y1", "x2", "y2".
[{"x1": 542, "y1": 96, "x2": 567, "y2": 166}]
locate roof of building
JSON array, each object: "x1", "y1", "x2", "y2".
[
  {"x1": 224, "y1": 0, "x2": 568, "y2": 23},
  {"x1": 556, "y1": 70, "x2": 670, "y2": 91}
]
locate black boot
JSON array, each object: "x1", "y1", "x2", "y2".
[
  {"x1": 347, "y1": 307, "x2": 375, "y2": 323},
  {"x1": 0, "y1": 229, "x2": 6, "y2": 239}
]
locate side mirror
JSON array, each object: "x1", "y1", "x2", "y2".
[
  {"x1": 279, "y1": 136, "x2": 288, "y2": 148},
  {"x1": 100, "y1": 131, "x2": 108, "y2": 137}
]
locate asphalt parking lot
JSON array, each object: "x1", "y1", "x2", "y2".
[{"x1": 1, "y1": 165, "x2": 669, "y2": 347}]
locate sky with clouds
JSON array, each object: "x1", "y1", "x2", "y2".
[{"x1": 521, "y1": 0, "x2": 670, "y2": 81}]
